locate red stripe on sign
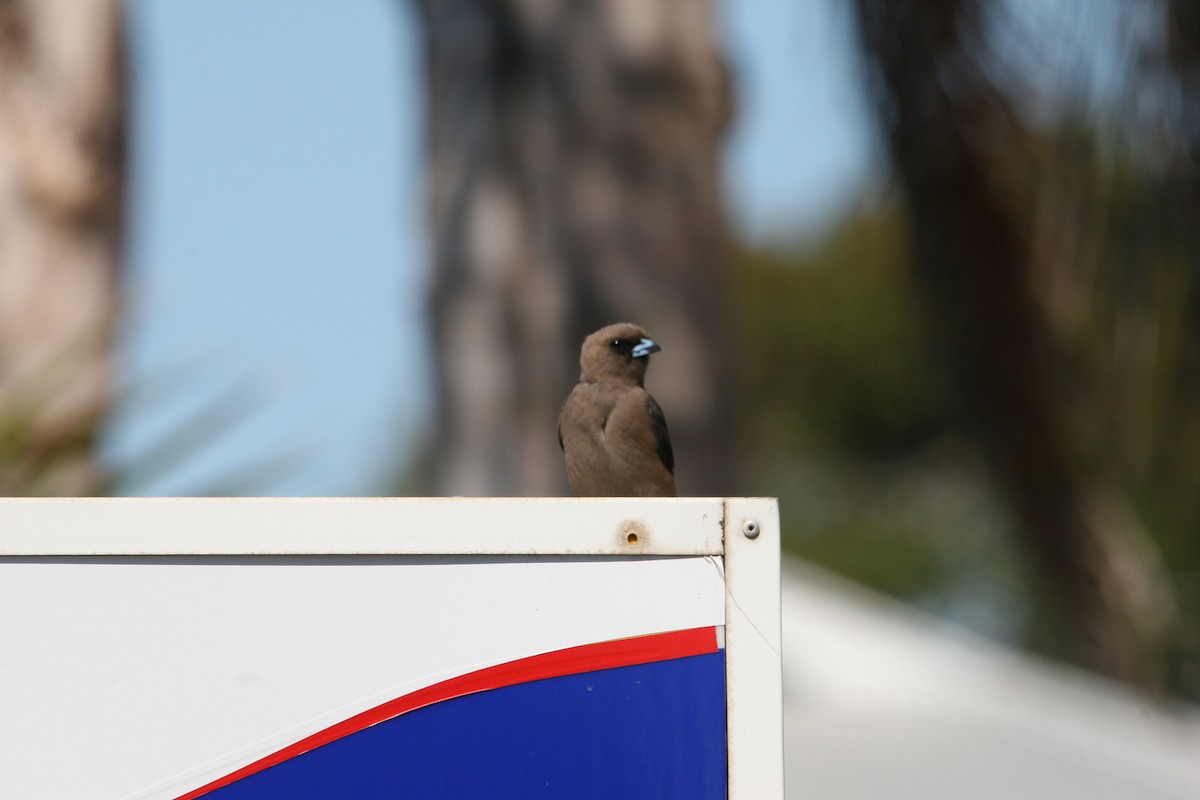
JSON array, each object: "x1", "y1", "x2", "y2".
[{"x1": 176, "y1": 626, "x2": 719, "y2": 800}]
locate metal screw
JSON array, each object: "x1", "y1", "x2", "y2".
[{"x1": 742, "y1": 519, "x2": 760, "y2": 540}]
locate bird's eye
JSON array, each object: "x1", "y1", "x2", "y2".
[{"x1": 609, "y1": 338, "x2": 636, "y2": 356}]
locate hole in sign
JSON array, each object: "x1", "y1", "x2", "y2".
[{"x1": 619, "y1": 519, "x2": 648, "y2": 547}]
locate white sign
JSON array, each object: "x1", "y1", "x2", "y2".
[{"x1": 0, "y1": 498, "x2": 781, "y2": 799}]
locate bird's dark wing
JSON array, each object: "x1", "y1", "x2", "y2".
[{"x1": 646, "y1": 394, "x2": 674, "y2": 474}]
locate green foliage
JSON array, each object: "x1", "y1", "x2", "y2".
[
  {"x1": 731, "y1": 142, "x2": 1200, "y2": 696},
  {"x1": 734, "y1": 206, "x2": 952, "y2": 461},
  {"x1": 0, "y1": 336, "x2": 108, "y2": 496},
  {"x1": 732, "y1": 202, "x2": 1026, "y2": 640}
]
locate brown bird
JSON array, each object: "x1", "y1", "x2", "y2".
[{"x1": 558, "y1": 322, "x2": 676, "y2": 497}]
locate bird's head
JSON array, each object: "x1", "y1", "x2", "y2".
[{"x1": 578, "y1": 322, "x2": 661, "y2": 386}]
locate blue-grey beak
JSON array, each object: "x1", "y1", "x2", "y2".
[{"x1": 630, "y1": 337, "x2": 661, "y2": 358}]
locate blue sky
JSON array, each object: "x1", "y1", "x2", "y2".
[{"x1": 102, "y1": 0, "x2": 874, "y2": 495}]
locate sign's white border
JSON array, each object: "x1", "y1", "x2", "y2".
[
  {"x1": 0, "y1": 497, "x2": 782, "y2": 799},
  {"x1": 0, "y1": 497, "x2": 724, "y2": 556}
]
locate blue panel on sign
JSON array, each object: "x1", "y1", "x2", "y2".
[{"x1": 209, "y1": 651, "x2": 727, "y2": 799}]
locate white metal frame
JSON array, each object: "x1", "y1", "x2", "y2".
[{"x1": 0, "y1": 497, "x2": 781, "y2": 799}]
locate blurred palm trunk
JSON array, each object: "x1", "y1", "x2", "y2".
[
  {"x1": 853, "y1": 0, "x2": 1179, "y2": 687},
  {"x1": 0, "y1": 0, "x2": 125, "y2": 495},
  {"x1": 1159, "y1": 0, "x2": 1200, "y2": 694},
  {"x1": 415, "y1": 0, "x2": 732, "y2": 496},
  {"x1": 1158, "y1": 3, "x2": 1200, "y2": 476}
]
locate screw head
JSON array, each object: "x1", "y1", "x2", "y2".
[{"x1": 742, "y1": 519, "x2": 760, "y2": 540}]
